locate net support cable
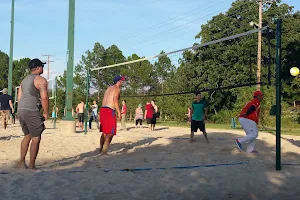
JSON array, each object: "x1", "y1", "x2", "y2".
[{"x1": 91, "y1": 27, "x2": 268, "y2": 71}]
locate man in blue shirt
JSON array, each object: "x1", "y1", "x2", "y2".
[{"x1": 189, "y1": 92, "x2": 209, "y2": 143}]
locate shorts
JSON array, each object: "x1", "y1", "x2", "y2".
[
  {"x1": 78, "y1": 113, "x2": 84, "y2": 122},
  {"x1": 136, "y1": 119, "x2": 142, "y2": 126},
  {"x1": 0, "y1": 110, "x2": 10, "y2": 122},
  {"x1": 191, "y1": 120, "x2": 205, "y2": 132},
  {"x1": 17, "y1": 109, "x2": 45, "y2": 137},
  {"x1": 100, "y1": 107, "x2": 117, "y2": 135},
  {"x1": 146, "y1": 118, "x2": 152, "y2": 124},
  {"x1": 151, "y1": 114, "x2": 157, "y2": 124}
]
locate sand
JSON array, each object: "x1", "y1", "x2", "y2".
[{"x1": 0, "y1": 120, "x2": 300, "y2": 200}]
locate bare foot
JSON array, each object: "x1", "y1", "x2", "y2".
[
  {"x1": 17, "y1": 162, "x2": 28, "y2": 169},
  {"x1": 100, "y1": 152, "x2": 108, "y2": 156},
  {"x1": 98, "y1": 148, "x2": 103, "y2": 154},
  {"x1": 28, "y1": 165, "x2": 38, "y2": 170}
]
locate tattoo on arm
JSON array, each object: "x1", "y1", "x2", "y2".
[{"x1": 39, "y1": 83, "x2": 47, "y2": 92}]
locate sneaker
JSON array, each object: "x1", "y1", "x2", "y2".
[
  {"x1": 250, "y1": 150, "x2": 259, "y2": 155},
  {"x1": 235, "y1": 139, "x2": 242, "y2": 151}
]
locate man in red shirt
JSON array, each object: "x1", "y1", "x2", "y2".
[
  {"x1": 121, "y1": 100, "x2": 127, "y2": 131},
  {"x1": 235, "y1": 91, "x2": 264, "y2": 154},
  {"x1": 144, "y1": 100, "x2": 154, "y2": 131}
]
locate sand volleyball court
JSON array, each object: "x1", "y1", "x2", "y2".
[{"x1": 1, "y1": 121, "x2": 300, "y2": 200}]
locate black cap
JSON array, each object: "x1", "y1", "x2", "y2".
[{"x1": 29, "y1": 58, "x2": 46, "y2": 69}]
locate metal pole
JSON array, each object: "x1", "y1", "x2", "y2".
[
  {"x1": 256, "y1": 0, "x2": 262, "y2": 90},
  {"x1": 275, "y1": 18, "x2": 282, "y2": 171},
  {"x1": 84, "y1": 69, "x2": 90, "y2": 135},
  {"x1": 8, "y1": 0, "x2": 15, "y2": 96},
  {"x1": 63, "y1": 0, "x2": 75, "y2": 121},
  {"x1": 54, "y1": 77, "x2": 57, "y2": 129}
]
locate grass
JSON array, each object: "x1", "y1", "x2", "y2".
[{"x1": 157, "y1": 121, "x2": 300, "y2": 136}]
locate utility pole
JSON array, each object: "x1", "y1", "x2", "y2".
[
  {"x1": 64, "y1": 0, "x2": 75, "y2": 121},
  {"x1": 42, "y1": 54, "x2": 54, "y2": 80},
  {"x1": 8, "y1": 0, "x2": 15, "y2": 96},
  {"x1": 256, "y1": 0, "x2": 263, "y2": 90}
]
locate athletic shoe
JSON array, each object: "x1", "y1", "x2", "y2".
[
  {"x1": 250, "y1": 150, "x2": 259, "y2": 155},
  {"x1": 235, "y1": 139, "x2": 242, "y2": 151}
]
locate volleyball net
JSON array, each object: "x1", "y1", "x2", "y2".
[{"x1": 85, "y1": 27, "x2": 271, "y2": 122}]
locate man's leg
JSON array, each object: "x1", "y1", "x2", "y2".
[
  {"x1": 190, "y1": 131, "x2": 195, "y2": 143},
  {"x1": 1, "y1": 112, "x2": 7, "y2": 129},
  {"x1": 29, "y1": 136, "x2": 41, "y2": 169},
  {"x1": 17, "y1": 134, "x2": 31, "y2": 168},
  {"x1": 101, "y1": 134, "x2": 114, "y2": 155},
  {"x1": 121, "y1": 114, "x2": 126, "y2": 130},
  {"x1": 201, "y1": 122, "x2": 209, "y2": 143},
  {"x1": 94, "y1": 114, "x2": 99, "y2": 129},
  {"x1": 89, "y1": 115, "x2": 93, "y2": 129},
  {"x1": 237, "y1": 118, "x2": 258, "y2": 144},
  {"x1": 246, "y1": 139, "x2": 256, "y2": 153},
  {"x1": 190, "y1": 120, "x2": 196, "y2": 142},
  {"x1": 99, "y1": 133, "x2": 106, "y2": 154}
]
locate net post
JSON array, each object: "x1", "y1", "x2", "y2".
[
  {"x1": 275, "y1": 18, "x2": 282, "y2": 171},
  {"x1": 53, "y1": 77, "x2": 57, "y2": 129},
  {"x1": 84, "y1": 69, "x2": 90, "y2": 135}
]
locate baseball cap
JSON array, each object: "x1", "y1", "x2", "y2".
[
  {"x1": 113, "y1": 75, "x2": 126, "y2": 84},
  {"x1": 253, "y1": 90, "x2": 263, "y2": 97},
  {"x1": 29, "y1": 58, "x2": 46, "y2": 69}
]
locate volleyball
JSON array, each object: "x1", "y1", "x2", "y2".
[{"x1": 290, "y1": 67, "x2": 299, "y2": 76}]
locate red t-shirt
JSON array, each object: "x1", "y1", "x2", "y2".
[
  {"x1": 145, "y1": 104, "x2": 154, "y2": 118},
  {"x1": 121, "y1": 104, "x2": 127, "y2": 114},
  {"x1": 239, "y1": 98, "x2": 261, "y2": 124}
]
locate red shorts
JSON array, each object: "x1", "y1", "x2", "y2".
[{"x1": 99, "y1": 107, "x2": 117, "y2": 135}]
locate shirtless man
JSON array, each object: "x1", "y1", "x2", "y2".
[
  {"x1": 17, "y1": 58, "x2": 48, "y2": 169},
  {"x1": 76, "y1": 100, "x2": 85, "y2": 131},
  {"x1": 99, "y1": 75, "x2": 125, "y2": 155}
]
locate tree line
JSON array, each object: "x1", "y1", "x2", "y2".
[{"x1": 0, "y1": 0, "x2": 299, "y2": 127}]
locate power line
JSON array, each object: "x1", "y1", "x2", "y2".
[
  {"x1": 104, "y1": 0, "x2": 232, "y2": 45},
  {"x1": 42, "y1": 54, "x2": 54, "y2": 80}
]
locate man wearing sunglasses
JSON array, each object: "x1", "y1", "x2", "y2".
[{"x1": 17, "y1": 58, "x2": 49, "y2": 170}]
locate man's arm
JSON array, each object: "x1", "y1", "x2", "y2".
[
  {"x1": 144, "y1": 109, "x2": 147, "y2": 119},
  {"x1": 17, "y1": 86, "x2": 22, "y2": 102},
  {"x1": 189, "y1": 107, "x2": 194, "y2": 121},
  {"x1": 204, "y1": 108, "x2": 208, "y2": 120},
  {"x1": 9, "y1": 99, "x2": 14, "y2": 113},
  {"x1": 36, "y1": 77, "x2": 49, "y2": 116},
  {"x1": 76, "y1": 105, "x2": 79, "y2": 113},
  {"x1": 242, "y1": 105, "x2": 256, "y2": 116},
  {"x1": 113, "y1": 88, "x2": 121, "y2": 119}
]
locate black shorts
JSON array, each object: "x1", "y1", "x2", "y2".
[
  {"x1": 78, "y1": 113, "x2": 84, "y2": 122},
  {"x1": 151, "y1": 114, "x2": 157, "y2": 124},
  {"x1": 17, "y1": 109, "x2": 45, "y2": 137},
  {"x1": 191, "y1": 120, "x2": 205, "y2": 132},
  {"x1": 146, "y1": 118, "x2": 152, "y2": 124},
  {"x1": 136, "y1": 119, "x2": 142, "y2": 125}
]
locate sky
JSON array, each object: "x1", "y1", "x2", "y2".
[{"x1": 0, "y1": 0, "x2": 299, "y2": 80}]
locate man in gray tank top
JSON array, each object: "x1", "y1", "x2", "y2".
[{"x1": 17, "y1": 58, "x2": 49, "y2": 170}]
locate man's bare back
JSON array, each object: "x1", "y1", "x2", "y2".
[
  {"x1": 102, "y1": 85, "x2": 120, "y2": 110},
  {"x1": 76, "y1": 102, "x2": 84, "y2": 113}
]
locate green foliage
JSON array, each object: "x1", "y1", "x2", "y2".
[{"x1": 1, "y1": 0, "x2": 299, "y2": 130}]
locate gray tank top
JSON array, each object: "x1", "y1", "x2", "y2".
[{"x1": 18, "y1": 74, "x2": 41, "y2": 111}]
